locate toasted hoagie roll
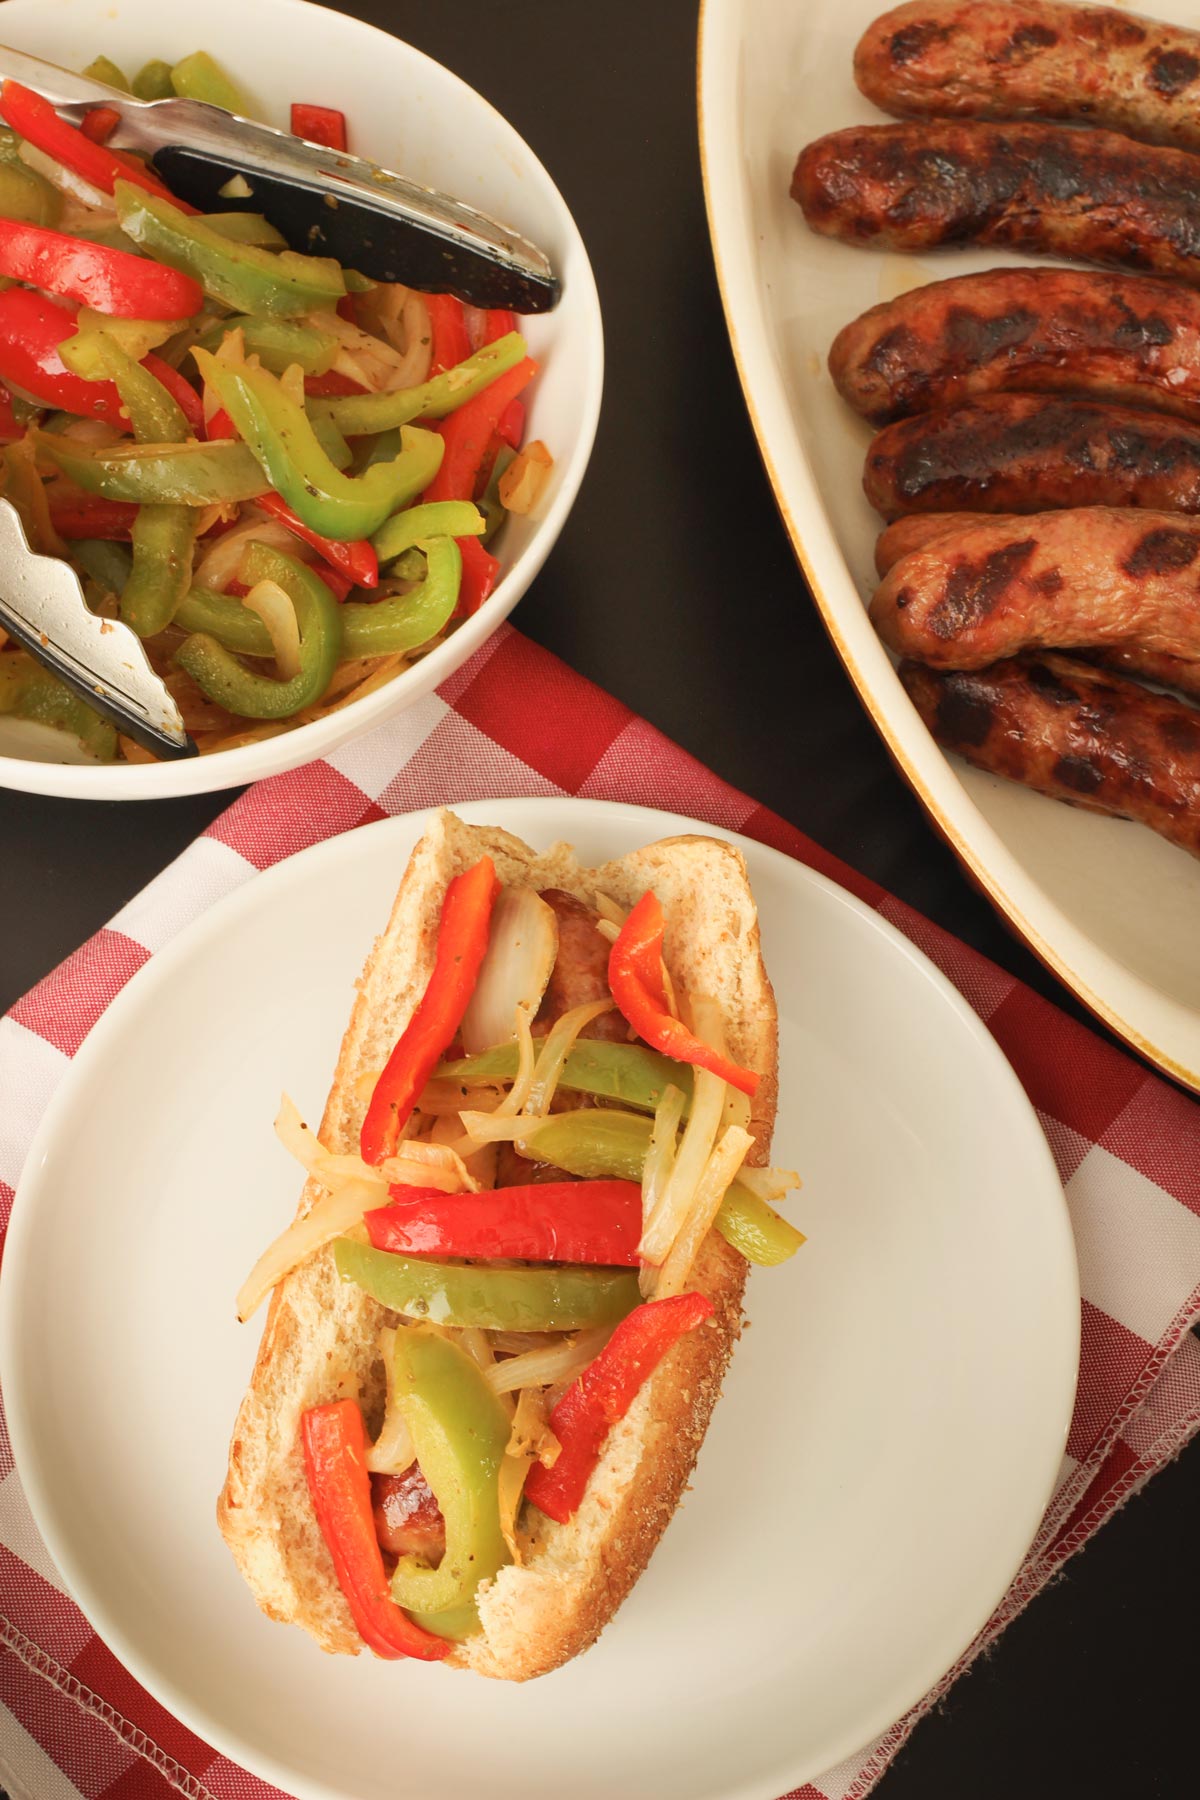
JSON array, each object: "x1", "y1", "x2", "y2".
[{"x1": 219, "y1": 809, "x2": 799, "y2": 1679}]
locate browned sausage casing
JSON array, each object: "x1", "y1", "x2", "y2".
[
  {"x1": 796, "y1": 120, "x2": 1200, "y2": 288},
  {"x1": 900, "y1": 653, "x2": 1200, "y2": 860},
  {"x1": 864, "y1": 395, "x2": 1200, "y2": 522},
  {"x1": 855, "y1": 2, "x2": 1200, "y2": 152},
  {"x1": 831, "y1": 268, "x2": 1200, "y2": 426},
  {"x1": 871, "y1": 507, "x2": 1200, "y2": 667},
  {"x1": 876, "y1": 510, "x2": 1200, "y2": 703}
]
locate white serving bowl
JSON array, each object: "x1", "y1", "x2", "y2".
[{"x1": 0, "y1": 0, "x2": 602, "y2": 798}]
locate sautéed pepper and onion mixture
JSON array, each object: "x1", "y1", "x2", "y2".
[
  {"x1": 0, "y1": 52, "x2": 552, "y2": 762},
  {"x1": 242, "y1": 858, "x2": 806, "y2": 1656}
]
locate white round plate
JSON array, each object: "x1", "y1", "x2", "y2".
[
  {"x1": 2, "y1": 799, "x2": 1078, "y2": 1800},
  {"x1": 0, "y1": 0, "x2": 601, "y2": 798},
  {"x1": 698, "y1": 0, "x2": 1200, "y2": 1092}
]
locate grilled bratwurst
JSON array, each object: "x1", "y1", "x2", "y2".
[
  {"x1": 795, "y1": 121, "x2": 1200, "y2": 290},
  {"x1": 830, "y1": 268, "x2": 1200, "y2": 426},
  {"x1": 864, "y1": 394, "x2": 1200, "y2": 522},
  {"x1": 873, "y1": 510, "x2": 1200, "y2": 700},
  {"x1": 855, "y1": 2, "x2": 1200, "y2": 153},
  {"x1": 900, "y1": 653, "x2": 1200, "y2": 860},
  {"x1": 871, "y1": 508, "x2": 1200, "y2": 667}
]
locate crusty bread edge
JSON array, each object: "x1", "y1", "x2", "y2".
[{"x1": 218, "y1": 809, "x2": 779, "y2": 1678}]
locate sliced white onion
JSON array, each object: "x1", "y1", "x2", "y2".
[
  {"x1": 639, "y1": 1082, "x2": 686, "y2": 1298},
  {"x1": 236, "y1": 1175, "x2": 380, "y2": 1322},
  {"x1": 638, "y1": 1066, "x2": 726, "y2": 1270},
  {"x1": 497, "y1": 440, "x2": 553, "y2": 516},
  {"x1": 459, "y1": 888, "x2": 558, "y2": 1056},
  {"x1": 365, "y1": 1327, "x2": 416, "y2": 1475},
  {"x1": 593, "y1": 892, "x2": 627, "y2": 927},
  {"x1": 377, "y1": 1139, "x2": 480, "y2": 1193},
  {"x1": 523, "y1": 998, "x2": 613, "y2": 1119},
  {"x1": 690, "y1": 995, "x2": 753, "y2": 1133},
  {"x1": 19, "y1": 141, "x2": 109, "y2": 208},
  {"x1": 595, "y1": 918, "x2": 620, "y2": 945},
  {"x1": 274, "y1": 1093, "x2": 473, "y2": 1193},
  {"x1": 490, "y1": 1004, "x2": 537, "y2": 1118},
  {"x1": 192, "y1": 520, "x2": 298, "y2": 591},
  {"x1": 453, "y1": 1110, "x2": 553, "y2": 1149},
  {"x1": 242, "y1": 577, "x2": 302, "y2": 677},
  {"x1": 485, "y1": 1327, "x2": 611, "y2": 1395},
  {"x1": 652, "y1": 1125, "x2": 754, "y2": 1301},
  {"x1": 735, "y1": 1165, "x2": 801, "y2": 1203},
  {"x1": 498, "y1": 1387, "x2": 561, "y2": 1563}
]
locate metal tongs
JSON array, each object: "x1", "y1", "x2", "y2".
[
  {"x1": 0, "y1": 45, "x2": 560, "y2": 309},
  {"x1": 0, "y1": 47, "x2": 560, "y2": 758},
  {"x1": 0, "y1": 500, "x2": 193, "y2": 757}
]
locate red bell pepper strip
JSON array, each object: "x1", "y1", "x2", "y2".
[
  {"x1": 0, "y1": 386, "x2": 23, "y2": 442},
  {"x1": 361, "y1": 855, "x2": 500, "y2": 1164},
  {"x1": 608, "y1": 893, "x2": 761, "y2": 1097},
  {"x1": 482, "y1": 308, "x2": 517, "y2": 346},
  {"x1": 300, "y1": 1401, "x2": 452, "y2": 1660},
  {"x1": 304, "y1": 369, "x2": 368, "y2": 398},
  {"x1": 367, "y1": 1179, "x2": 645, "y2": 1265},
  {"x1": 0, "y1": 81, "x2": 192, "y2": 210},
  {"x1": 205, "y1": 404, "x2": 236, "y2": 441},
  {"x1": 142, "y1": 354, "x2": 204, "y2": 436},
  {"x1": 257, "y1": 490, "x2": 378, "y2": 587},
  {"x1": 525, "y1": 1292, "x2": 715, "y2": 1523},
  {"x1": 49, "y1": 493, "x2": 138, "y2": 539},
  {"x1": 290, "y1": 103, "x2": 348, "y2": 151},
  {"x1": 0, "y1": 219, "x2": 204, "y2": 319},
  {"x1": 425, "y1": 294, "x2": 472, "y2": 377},
  {"x1": 0, "y1": 289, "x2": 129, "y2": 426},
  {"x1": 454, "y1": 532, "x2": 498, "y2": 618},
  {"x1": 496, "y1": 398, "x2": 524, "y2": 451},
  {"x1": 80, "y1": 105, "x2": 121, "y2": 144},
  {"x1": 422, "y1": 358, "x2": 537, "y2": 506}
]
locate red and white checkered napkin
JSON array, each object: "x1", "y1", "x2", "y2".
[{"x1": 2, "y1": 623, "x2": 1200, "y2": 1800}]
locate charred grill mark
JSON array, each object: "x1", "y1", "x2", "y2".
[
  {"x1": 943, "y1": 304, "x2": 1037, "y2": 365},
  {"x1": 997, "y1": 21, "x2": 1059, "y2": 60},
  {"x1": 935, "y1": 677, "x2": 996, "y2": 748},
  {"x1": 1109, "y1": 299, "x2": 1175, "y2": 348},
  {"x1": 888, "y1": 19, "x2": 948, "y2": 64},
  {"x1": 1079, "y1": 10, "x2": 1147, "y2": 50},
  {"x1": 1147, "y1": 49, "x2": 1200, "y2": 97},
  {"x1": 865, "y1": 322, "x2": 924, "y2": 380},
  {"x1": 1122, "y1": 526, "x2": 1200, "y2": 577},
  {"x1": 1032, "y1": 566, "x2": 1063, "y2": 595},
  {"x1": 927, "y1": 539, "x2": 1037, "y2": 638},
  {"x1": 1053, "y1": 753, "x2": 1106, "y2": 794},
  {"x1": 1161, "y1": 711, "x2": 1200, "y2": 752}
]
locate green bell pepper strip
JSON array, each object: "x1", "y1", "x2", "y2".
[
  {"x1": 82, "y1": 56, "x2": 129, "y2": 91},
  {"x1": 478, "y1": 445, "x2": 516, "y2": 544},
  {"x1": 40, "y1": 432, "x2": 272, "y2": 504},
  {"x1": 0, "y1": 651, "x2": 116, "y2": 759},
  {"x1": 176, "y1": 536, "x2": 340, "y2": 720},
  {"x1": 131, "y1": 59, "x2": 174, "y2": 102},
  {"x1": 340, "y1": 536, "x2": 460, "y2": 659},
  {"x1": 0, "y1": 153, "x2": 62, "y2": 228},
  {"x1": 113, "y1": 181, "x2": 345, "y2": 317},
  {"x1": 175, "y1": 541, "x2": 342, "y2": 718},
  {"x1": 195, "y1": 314, "x2": 338, "y2": 376},
  {"x1": 333, "y1": 1237, "x2": 640, "y2": 1332},
  {"x1": 195, "y1": 347, "x2": 443, "y2": 541},
  {"x1": 73, "y1": 334, "x2": 197, "y2": 637},
  {"x1": 307, "y1": 332, "x2": 528, "y2": 440},
  {"x1": 202, "y1": 212, "x2": 288, "y2": 249},
  {"x1": 170, "y1": 51, "x2": 252, "y2": 115},
  {"x1": 372, "y1": 501, "x2": 484, "y2": 566},
  {"x1": 385, "y1": 1326, "x2": 511, "y2": 1628},
  {"x1": 74, "y1": 537, "x2": 278, "y2": 658},
  {"x1": 438, "y1": 1038, "x2": 697, "y2": 1117},
  {"x1": 63, "y1": 312, "x2": 188, "y2": 365},
  {"x1": 525, "y1": 1109, "x2": 805, "y2": 1269}
]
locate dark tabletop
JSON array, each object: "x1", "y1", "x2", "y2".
[{"x1": 1, "y1": 2, "x2": 1196, "y2": 1794}]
